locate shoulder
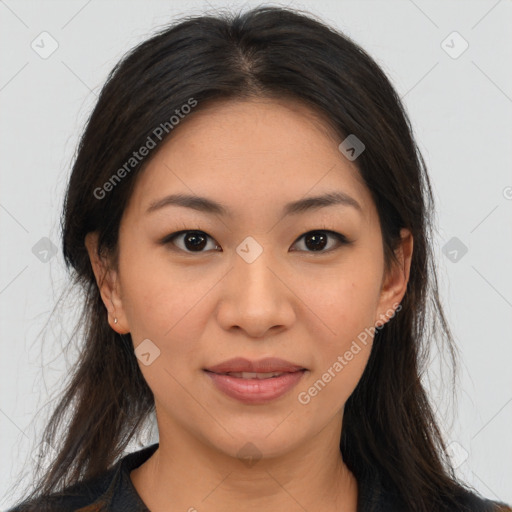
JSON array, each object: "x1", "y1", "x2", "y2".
[
  {"x1": 380, "y1": 490, "x2": 511, "y2": 512},
  {"x1": 5, "y1": 444, "x2": 158, "y2": 512},
  {"x1": 458, "y1": 491, "x2": 512, "y2": 512},
  {"x1": 453, "y1": 483, "x2": 511, "y2": 512},
  {"x1": 5, "y1": 460, "x2": 121, "y2": 512},
  {"x1": 428, "y1": 486, "x2": 511, "y2": 512},
  {"x1": 359, "y1": 470, "x2": 511, "y2": 512}
]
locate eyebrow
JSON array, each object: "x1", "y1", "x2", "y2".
[{"x1": 146, "y1": 191, "x2": 363, "y2": 217}]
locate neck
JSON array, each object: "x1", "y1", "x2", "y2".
[{"x1": 130, "y1": 422, "x2": 358, "y2": 511}]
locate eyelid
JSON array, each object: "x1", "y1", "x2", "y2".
[{"x1": 160, "y1": 226, "x2": 352, "y2": 254}]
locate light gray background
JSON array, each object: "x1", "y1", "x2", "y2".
[{"x1": 1, "y1": 0, "x2": 511, "y2": 508}]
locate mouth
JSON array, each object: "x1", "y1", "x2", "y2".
[{"x1": 203, "y1": 359, "x2": 307, "y2": 404}]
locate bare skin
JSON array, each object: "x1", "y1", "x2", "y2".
[{"x1": 85, "y1": 97, "x2": 413, "y2": 511}]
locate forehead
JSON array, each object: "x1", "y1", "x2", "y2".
[{"x1": 125, "y1": 98, "x2": 374, "y2": 224}]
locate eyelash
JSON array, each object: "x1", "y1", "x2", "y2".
[{"x1": 160, "y1": 225, "x2": 351, "y2": 255}]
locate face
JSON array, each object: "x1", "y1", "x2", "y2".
[{"x1": 86, "y1": 97, "x2": 412, "y2": 462}]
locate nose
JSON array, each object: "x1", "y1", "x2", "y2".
[{"x1": 215, "y1": 241, "x2": 296, "y2": 338}]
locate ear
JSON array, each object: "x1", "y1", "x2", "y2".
[
  {"x1": 374, "y1": 228, "x2": 413, "y2": 327},
  {"x1": 84, "y1": 232, "x2": 130, "y2": 334}
]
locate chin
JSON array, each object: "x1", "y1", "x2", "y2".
[{"x1": 203, "y1": 426, "x2": 303, "y2": 463}]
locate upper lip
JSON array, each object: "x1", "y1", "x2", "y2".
[{"x1": 204, "y1": 357, "x2": 307, "y2": 374}]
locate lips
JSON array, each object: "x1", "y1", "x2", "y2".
[{"x1": 203, "y1": 357, "x2": 307, "y2": 404}]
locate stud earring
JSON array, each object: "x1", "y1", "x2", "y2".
[{"x1": 114, "y1": 317, "x2": 118, "y2": 324}]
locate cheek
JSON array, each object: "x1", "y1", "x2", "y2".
[
  {"x1": 117, "y1": 237, "x2": 203, "y2": 334},
  {"x1": 303, "y1": 343, "x2": 372, "y2": 414},
  {"x1": 296, "y1": 257, "x2": 381, "y2": 402},
  {"x1": 300, "y1": 259, "x2": 382, "y2": 344},
  {"x1": 298, "y1": 278, "x2": 376, "y2": 410},
  {"x1": 118, "y1": 250, "x2": 211, "y2": 399}
]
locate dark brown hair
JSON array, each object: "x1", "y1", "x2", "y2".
[{"x1": 6, "y1": 5, "x2": 505, "y2": 511}]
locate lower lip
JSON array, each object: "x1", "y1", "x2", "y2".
[{"x1": 204, "y1": 370, "x2": 306, "y2": 404}]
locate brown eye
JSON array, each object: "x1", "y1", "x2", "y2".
[
  {"x1": 291, "y1": 230, "x2": 349, "y2": 253},
  {"x1": 163, "y1": 230, "x2": 220, "y2": 253}
]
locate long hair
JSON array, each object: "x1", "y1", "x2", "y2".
[{"x1": 6, "y1": 6, "x2": 495, "y2": 511}]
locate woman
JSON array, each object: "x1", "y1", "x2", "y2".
[{"x1": 6, "y1": 5, "x2": 511, "y2": 512}]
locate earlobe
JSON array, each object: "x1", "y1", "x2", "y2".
[
  {"x1": 375, "y1": 228, "x2": 413, "y2": 327},
  {"x1": 84, "y1": 232, "x2": 130, "y2": 334}
]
